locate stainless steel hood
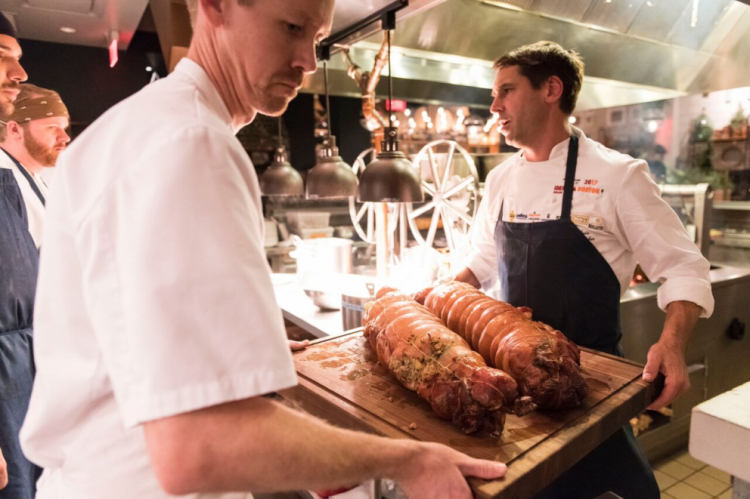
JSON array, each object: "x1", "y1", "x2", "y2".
[{"x1": 305, "y1": 0, "x2": 750, "y2": 110}]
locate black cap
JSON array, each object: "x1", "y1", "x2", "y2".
[{"x1": 0, "y1": 13, "x2": 17, "y2": 39}]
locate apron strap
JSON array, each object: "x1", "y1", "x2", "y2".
[
  {"x1": 560, "y1": 134, "x2": 579, "y2": 221},
  {"x1": 1, "y1": 147, "x2": 45, "y2": 206}
]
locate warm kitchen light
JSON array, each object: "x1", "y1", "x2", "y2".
[
  {"x1": 60, "y1": 27, "x2": 76, "y2": 34},
  {"x1": 108, "y1": 30, "x2": 119, "y2": 68},
  {"x1": 109, "y1": 40, "x2": 118, "y2": 67},
  {"x1": 305, "y1": 62, "x2": 358, "y2": 200},
  {"x1": 261, "y1": 117, "x2": 304, "y2": 197},
  {"x1": 358, "y1": 29, "x2": 423, "y2": 204}
]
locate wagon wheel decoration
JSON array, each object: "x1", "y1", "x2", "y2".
[
  {"x1": 348, "y1": 147, "x2": 401, "y2": 244},
  {"x1": 406, "y1": 140, "x2": 479, "y2": 251}
]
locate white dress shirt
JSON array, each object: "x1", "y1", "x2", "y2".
[
  {"x1": 20, "y1": 58, "x2": 297, "y2": 499},
  {"x1": 466, "y1": 127, "x2": 714, "y2": 317},
  {"x1": 0, "y1": 149, "x2": 48, "y2": 247}
]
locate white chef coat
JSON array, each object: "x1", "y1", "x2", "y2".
[
  {"x1": 0, "y1": 149, "x2": 48, "y2": 247},
  {"x1": 20, "y1": 58, "x2": 297, "y2": 499},
  {"x1": 466, "y1": 127, "x2": 714, "y2": 318}
]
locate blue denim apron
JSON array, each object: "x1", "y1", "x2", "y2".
[
  {"x1": 494, "y1": 135, "x2": 659, "y2": 499},
  {"x1": 0, "y1": 164, "x2": 42, "y2": 499}
]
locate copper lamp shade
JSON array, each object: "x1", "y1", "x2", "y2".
[
  {"x1": 305, "y1": 137, "x2": 358, "y2": 199},
  {"x1": 358, "y1": 127, "x2": 423, "y2": 203},
  {"x1": 260, "y1": 148, "x2": 304, "y2": 197}
]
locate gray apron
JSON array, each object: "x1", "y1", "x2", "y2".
[
  {"x1": 0, "y1": 162, "x2": 42, "y2": 499},
  {"x1": 494, "y1": 136, "x2": 659, "y2": 499}
]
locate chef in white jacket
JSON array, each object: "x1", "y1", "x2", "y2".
[
  {"x1": 0, "y1": 83, "x2": 70, "y2": 247},
  {"x1": 19, "y1": 1, "x2": 506, "y2": 498},
  {"x1": 452, "y1": 41, "x2": 713, "y2": 499}
]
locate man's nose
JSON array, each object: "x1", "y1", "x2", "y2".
[
  {"x1": 292, "y1": 42, "x2": 318, "y2": 75},
  {"x1": 490, "y1": 97, "x2": 503, "y2": 115},
  {"x1": 9, "y1": 59, "x2": 28, "y2": 83},
  {"x1": 59, "y1": 129, "x2": 71, "y2": 144}
]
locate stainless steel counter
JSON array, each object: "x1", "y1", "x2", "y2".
[{"x1": 272, "y1": 274, "x2": 346, "y2": 339}]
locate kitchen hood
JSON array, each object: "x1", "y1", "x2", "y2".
[{"x1": 303, "y1": 0, "x2": 750, "y2": 110}]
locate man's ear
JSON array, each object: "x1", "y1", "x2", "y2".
[
  {"x1": 199, "y1": 0, "x2": 225, "y2": 27},
  {"x1": 545, "y1": 75, "x2": 564, "y2": 106},
  {"x1": 6, "y1": 121, "x2": 23, "y2": 141}
]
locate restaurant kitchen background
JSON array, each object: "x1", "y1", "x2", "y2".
[{"x1": 6, "y1": 0, "x2": 750, "y2": 497}]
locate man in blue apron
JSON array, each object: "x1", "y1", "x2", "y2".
[
  {"x1": 0, "y1": 84, "x2": 70, "y2": 248},
  {"x1": 454, "y1": 42, "x2": 714, "y2": 498},
  {"x1": 0, "y1": 13, "x2": 41, "y2": 499}
]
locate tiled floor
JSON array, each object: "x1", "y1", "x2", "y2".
[{"x1": 654, "y1": 448, "x2": 733, "y2": 499}]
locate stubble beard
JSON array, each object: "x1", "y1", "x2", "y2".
[{"x1": 0, "y1": 97, "x2": 13, "y2": 116}]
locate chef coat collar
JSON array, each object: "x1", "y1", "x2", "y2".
[
  {"x1": 519, "y1": 126, "x2": 587, "y2": 163},
  {"x1": 0, "y1": 147, "x2": 15, "y2": 170},
  {"x1": 174, "y1": 57, "x2": 235, "y2": 133}
]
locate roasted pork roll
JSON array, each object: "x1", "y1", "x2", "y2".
[
  {"x1": 362, "y1": 287, "x2": 535, "y2": 436},
  {"x1": 414, "y1": 282, "x2": 588, "y2": 410}
]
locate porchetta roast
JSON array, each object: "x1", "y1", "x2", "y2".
[
  {"x1": 414, "y1": 282, "x2": 588, "y2": 410},
  {"x1": 362, "y1": 287, "x2": 535, "y2": 436}
]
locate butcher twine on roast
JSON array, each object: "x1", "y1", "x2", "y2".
[
  {"x1": 362, "y1": 287, "x2": 535, "y2": 436},
  {"x1": 414, "y1": 281, "x2": 589, "y2": 410}
]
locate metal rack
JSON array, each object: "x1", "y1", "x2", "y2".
[{"x1": 659, "y1": 183, "x2": 712, "y2": 257}]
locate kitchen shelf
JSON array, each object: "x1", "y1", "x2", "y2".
[{"x1": 714, "y1": 201, "x2": 750, "y2": 211}]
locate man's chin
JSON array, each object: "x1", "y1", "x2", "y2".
[
  {"x1": 0, "y1": 98, "x2": 14, "y2": 116},
  {"x1": 502, "y1": 133, "x2": 519, "y2": 148},
  {"x1": 257, "y1": 97, "x2": 292, "y2": 117}
]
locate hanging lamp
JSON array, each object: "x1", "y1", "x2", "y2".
[
  {"x1": 305, "y1": 61, "x2": 359, "y2": 199},
  {"x1": 357, "y1": 28, "x2": 423, "y2": 203},
  {"x1": 260, "y1": 117, "x2": 304, "y2": 197}
]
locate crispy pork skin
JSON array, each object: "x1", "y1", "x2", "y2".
[
  {"x1": 362, "y1": 287, "x2": 535, "y2": 436},
  {"x1": 414, "y1": 282, "x2": 588, "y2": 410}
]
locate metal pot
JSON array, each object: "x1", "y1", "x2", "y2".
[
  {"x1": 292, "y1": 237, "x2": 353, "y2": 311},
  {"x1": 341, "y1": 280, "x2": 377, "y2": 331},
  {"x1": 292, "y1": 237, "x2": 353, "y2": 283}
]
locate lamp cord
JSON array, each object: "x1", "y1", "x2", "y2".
[
  {"x1": 387, "y1": 29, "x2": 393, "y2": 129},
  {"x1": 277, "y1": 116, "x2": 282, "y2": 149},
  {"x1": 324, "y1": 61, "x2": 332, "y2": 142}
]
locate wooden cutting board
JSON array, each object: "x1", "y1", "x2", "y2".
[{"x1": 278, "y1": 329, "x2": 659, "y2": 499}]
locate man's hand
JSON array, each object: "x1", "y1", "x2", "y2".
[
  {"x1": 394, "y1": 442, "x2": 506, "y2": 499},
  {"x1": 452, "y1": 267, "x2": 481, "y2": 289},
  {"x1": 288, "y1": 339, "x2": 309, "y2": 352},
  {"x1": 0, "y1": 446, "x2": 8, "y2": 490},
  {"x1": 643, "y1": 300, "x2": 702, "y2": 410},
  {"x1": 643, "y1": 340, "x2": 690, "y2": 410}
]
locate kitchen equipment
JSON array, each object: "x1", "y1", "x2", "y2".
[
  {"x1": 263, "y1": 219, "x2": 279, "y2": 247},
  {"x1": 292, "y1": 237, "x2": 353, "y2": 281},
  {"x1": 303, "y1": 289, "x2": 341, "y2": 311},
  {"x1": 295, "y1": 226, "x2": 335, "y2": 240},
  {"x1": 292, "y1": 237, "x2": 353, "y2": 310},
  {"x1": 341, "y1": 280, "x2": 376, "y2": 330}
]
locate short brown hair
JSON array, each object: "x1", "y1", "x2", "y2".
[
  {"x1": 494, "y1": 41, "x2": 584, "y2": 115},
  {"x1": 185, "y1": 0, "x2": 253, "y2": 27},
  {"x1": 0, "y1": 83, "x2": 64, "y2": 142}
]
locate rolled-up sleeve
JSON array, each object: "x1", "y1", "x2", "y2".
[
  {"x1": 76, "y1": 126, "x2": 297, "y2": 428},
  {"x1": 614, "y1": 161, "x2": 714, "y2": 317}
]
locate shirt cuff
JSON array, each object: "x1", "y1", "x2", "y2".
[
  {"x1": 657, "y1": 276, "x2": 714, "y2": 318},
  {"x1": 120, "y1": 366, "x2": 298, "y2": 428}
]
